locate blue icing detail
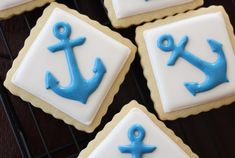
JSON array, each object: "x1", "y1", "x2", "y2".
[
  {"x1": 157, "y1": 34, "x2": 229, "y2": 96},
  {"x1": 45, "y1": 22, "x2": 106, "y2": 104},
  {"x1": 119, "y1": 124, "x2": 156, "y2": 158}
]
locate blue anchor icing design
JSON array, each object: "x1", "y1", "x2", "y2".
[
  {"x1": 119, "y1": 124, "x2": 156, "y2": 158},
  {"x1": 157, "y1": 34, "x2": 229, "y2": 96},
  {"x1": 45, "y1": 22, "x2": 107, "y2": 104}
]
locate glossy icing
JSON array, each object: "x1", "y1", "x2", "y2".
[
  {"x1": 119, "y1": 124, "x2": 156, "y2": 158},
  {"x1": 88, "y1": 108, "x2": 190, "y2": 158},
  {"x1": 0, "y1": 0, "x2": 32, "y2": 11},
  {"x1": 112, "y1": 0, "x2": 193, "y2": 19},
  {"x1": 12, "y1": 8, "x2": 130, "y2": 125},
  {"x1": 46, "y1": 22, "x2": 106, "y2": 103},
  {"x1": 143, "y1": 12, "x2": 235, "y2": 113},
  {"x1": 157, "y1": 34, "x2": 228, "y2": 96}
]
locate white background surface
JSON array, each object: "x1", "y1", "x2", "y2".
[{"x1": 112, "y1": 0, "x2": 193, "y2": 19}]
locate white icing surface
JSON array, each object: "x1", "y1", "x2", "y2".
[
  {"x1": 88, "y1": 108, "x2": 190, "y2": 158},
  {"x1": 112, "y1": 0, "x2": 193, "y2": 19},
  {"x1": 143, "y1": 12, "x2": 235, "y2": 113},
  {"x1": 0, "y1": 0, "x2": 32, "y2": 11},
  {"x1": 12, "y1": 8, "x2": 130, "y2": 125}
]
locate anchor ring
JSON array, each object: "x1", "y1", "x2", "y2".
[
  {"x1": 53, "y1": 22, "x2": 71, "y2": 40},
  {"x1": 157, "y1": 34, "x2": 175, "y2": 52},
  {"x1": 128, "y1": 124, "x2": 145, "y2": 142}
]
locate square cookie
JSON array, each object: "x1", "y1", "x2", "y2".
[
  {"x1": 4, "y1": 2, "x2": 136, "y2": 132},
  {"x1": 136, "y1": 6, "x2": 235, "y2": 120},
  {"x1": 0, "y1": 0, "x2": 54, "y2": 19},
  {"x1": 78, "y1": 101, "x2": 198, "y2": 158},
  {"x1": 104, "y1": 0, "x2": 203, "y2": 28}
]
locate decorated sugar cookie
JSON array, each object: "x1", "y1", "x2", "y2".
[
  {"x1": 0, "y1": 0, "x2": 54, "y2": 19},
  {"x1": 104, "y1": 0, "x2": 203, "y2": 28},
  {"x1": 4, "y1": 2, "x2": 136, "y2": 132},
  {"x1": 78, "y1": 101, "x2": 198, "y2": 158},
  {"x1": 136, "y1": 6, "x2": 235, "y2": 120}
]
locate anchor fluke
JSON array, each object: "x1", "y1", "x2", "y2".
[
  {"x1": 93, "y1": 58, "x2": 106, "y2": 74},
  {"x1": 207, "y1": 39, "x2": 223, "y2": 53},
  {"x1": 184, "y1": 82, "x2": 199, "y2": 96},
  {"x1": 45, "y1": 72, "x2": 59, "y2": 89},
  {"x1": 84, "y1": 58, "x2": 106, "y2": 100}
]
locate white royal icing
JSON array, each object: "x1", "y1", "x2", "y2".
[
  {"x1": 0, "y1": 0, "x2": 32, "y2": 11},
  {"x1": 143, "y1": 12, "x2": 235, "y2": 113},
  {"x1": 112, "y1": 0, "x2": 193, "y2": 19},
  {"x1": 12, "y1": 8, "x2": 130, "y2": 125},
  {"x1": 88, "y1": 108, "x2": 190, "y2": 158}
]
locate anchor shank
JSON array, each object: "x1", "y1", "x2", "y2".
[
  {"x1": 133, "y1": 155, "x2": 141, "y2": 158},
  {"x1": 64, "y1": 47, "x2": 85, "y2": 84},
  {"x1": 181, "y1": 50, "x2": 211, "y2": 72}
]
